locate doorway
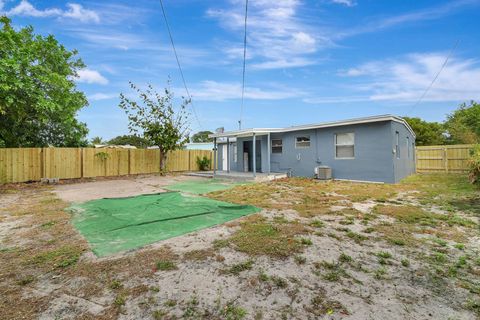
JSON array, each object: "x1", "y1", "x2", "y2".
[{"x1": 243, "y1": 140, "x2": 261, "y2": 172}]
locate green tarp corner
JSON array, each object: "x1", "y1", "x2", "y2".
[
  {"x1": 69, "y1": 192, "x2": 259, "y2": 257},
  {"x1": 164, "y1": 179, "x2": 243, "y2": 195}
]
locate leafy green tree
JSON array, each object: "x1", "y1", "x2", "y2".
[
  {"x1": 108, "y1": 135, "x2": 152, "y2": 148},
  {"x1": 403, "y1": 117, "x2": 446, "y2": 146},
  {"x1": 0, "y1": 16, "x2": 89, "y2": 147},
  {"x1": 191, "y1": 131, "x2": 213, "y2": 143},
  {"x1": 90, "y1": 136, "x2": 104, "y2": 145},
  {"x1": 119, "y1": 82, "x2": 190, "y2": 171},
  {"x1": 444, "y1": 101, "x2": 480, "y2": 144}
]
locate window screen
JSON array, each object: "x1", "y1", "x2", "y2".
[
  {"x1": 295, "y1": 136, "x2": 310, "y2": 148},
  {"x1": 272, "y1": 139, "x2": 283, "y2": 153},
  {"x1": 335, "y1": 133, "x2": 354, "y2": 158},
  {"x1": 233, "y1": 143, "x2": 238, "y2": 162}
]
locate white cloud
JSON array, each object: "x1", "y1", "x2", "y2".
[
  {"x1": 63, "y1": 3, "x2": 100, "y2": 23},
  {"x1": 207, "y1": 0, "x2": 327, "y2": 69},
  {"x1": 77, "y1": 69, "x2": 108, "y2": 85},
  {"x1": 88, "y1": 93, "x2": 117, "y2": 101},
  {"x1": 188, "y1": 81, "x2": 304, "y2": 101},
  {"x1": 5, "y1": 1, "x2": 99, "y2": 23},
  {"x1": 312, "y1": 53, "x2": 480, "y2": 104},
  {"x1": 331, "y1": 0, "x2": 356, "y2": 7},
  {"x1": 7, "y1": 0, "x2": 61, "y2": 17}
]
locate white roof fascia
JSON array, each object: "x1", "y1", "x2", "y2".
[{"x1": 209, "y1": 115, "x2": 416, "y2": 139}]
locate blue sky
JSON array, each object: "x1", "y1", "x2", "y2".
[{"x1": 2, "y1": 0, "x2": 480, "y2": 139}]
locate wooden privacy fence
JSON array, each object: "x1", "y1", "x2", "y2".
[
  {"x1": 0, "y1": 148, "x2": 213, "y2": 184},
  {"x1": 415, "y1": 144, "x2": 473, "y2": 173}
]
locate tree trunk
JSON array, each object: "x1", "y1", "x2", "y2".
[{"x1": 159, "y1": 147, "x2": 168, "y2": 175}]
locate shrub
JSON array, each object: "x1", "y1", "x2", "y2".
[
  {"x1": 196, "y1": 156, "x2": 211, "y2": 171},
  {"x1": 468, "y1": 145, "x2": 480, "y2": 185}
]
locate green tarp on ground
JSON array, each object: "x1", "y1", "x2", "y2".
[
  {"x1": 69, "y1": 192, "x2": 260, "y2": 257},
  {"x1": 164, "y1": 179, "x2": 243, "y2": 195}
]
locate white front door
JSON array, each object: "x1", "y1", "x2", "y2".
[{"x1": 222, "y1": 145, "x2": 228, "y2": 171}]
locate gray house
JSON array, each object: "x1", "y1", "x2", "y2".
[{"x1": 210, "y1": 115, "x2": 416, "y2": 183}]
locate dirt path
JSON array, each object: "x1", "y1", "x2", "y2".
[{"x1": 53, "y1": 174, "x2": 203, "y2": 203}]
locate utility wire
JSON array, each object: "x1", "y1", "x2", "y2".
[
  {"x1": 239, "y1": 0, "x2": 249, "y2": 130},
  {"x1": 159, "y1": 0, "x2": 202, "y2": 129},
  {"x1": 407, "y1": 40, "x2": 460, "y2": 115}
]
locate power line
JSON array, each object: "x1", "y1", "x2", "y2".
[
  {"x1": 407, "y1": 40, "x2": 460, "y2": 115},
  {"x1": 158, "y1": 0, "x2": 202, "y2": 129},
  {"x1": 239, "y1": 0, "x2": 249, "y2": 130}
]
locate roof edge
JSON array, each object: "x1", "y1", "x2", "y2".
[{"x1": 210, "y1": 115, "x2": 416, "y2": 139}]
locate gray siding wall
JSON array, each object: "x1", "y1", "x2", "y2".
[
  {"x1": 216, "y1": 120, "x2": 415, "y2": 183},
  {"x1": 391, "y1": 121, "x2": 416, "y2": 182},
  {"x1": 271, "y1": 122, "x2": 395, "y2": 182}
]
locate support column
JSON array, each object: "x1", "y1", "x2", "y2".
[
  {"x1": 213, "y1": 137, "x2": 217, "y2": 177},
  {"x1": 267, "y1": 132, "x2": 271, "y2": 174},
  {"x1": 252, "y1": 133, "x2": 256, "y2": 178},
  {"x1": 226, "y1": 137, "x2": 230, "y2": 173}
]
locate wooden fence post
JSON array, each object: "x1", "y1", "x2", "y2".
[{"x1": 444, "y1": 147, "x2": 448, "y2": 173}]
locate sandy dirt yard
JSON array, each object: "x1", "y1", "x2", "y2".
[{"x1": 0, "y1": 174, "x2": 479, "y2": 320}]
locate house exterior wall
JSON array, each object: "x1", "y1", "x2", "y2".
[
  {"x1": 270, "y1": 121, "x2": 396, "y2": 182},
  {"x1": 391, "y1": 121, "x2": 416, "y2": 182},
  {"x1": 215, "y1": 120, "x2": 415, "y2": 183}
]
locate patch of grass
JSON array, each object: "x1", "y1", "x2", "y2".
[
  {"x1": 401, "y1": 259, "x2": 410, "y2": 267},
  {"x1": 183, "y1": 249, "x2": 215, "y2": 261},
  {"x1": 222, "y1": 301, "x2": 247, "y2": 320},
  {"x1": 309, "y1": 220, "x2": 325, "y2": 228},
  {"x1": 465, "y1": 298, "x2": 480, "y2": 316},
  {"x1": 362, "y1": 227, "x2": 375, "y2": 234},
  {"x1": 339, "y1": 253, "x2": 352, "y2": 264},
  {"x1": 323, "y1": 271, "x2": 341, "y2": 282},
  {"x1": 389, "y1": 238, "x2": 406, "y2": 246},
  {"x1": 346, "y1": 231, "x2": 368, "y2": 243},
  {"x1": 29, "y1": 245, "x2": 83, "y2": 269},
  {"x1": 431, "y1": 237, "x2": 448, "y2": 247},
  {"x1": 376, "y1": 251, "x2": 392, "y2": 259},
  {"x1": 271, "y1": 275, "x2": 288, "y2": 288},
  {"x1": 430, "y1": 252, "x2": 448, "y2": 265},
  {"x1": 294, "y1": 255, "x2": 306, "y2": 265},
  {"x1": 114, "y1": 294, "x2": 126, "y2": 307},
  {"x1": 258, "y1": 271, "x2": 269, "y2": 282},
  {"x1": 298, "y1": 237, "x2": 313, "y2": 246},
  {"x1": 374, "y1": 267, "x2": 387, "y2": 280},
  {"x1": 305, "y1": 291, "x2": 349, "y2": 317},
  {"x1": 226, "y1": 260, "x2": 254, "y2": 275},
  {"x1": 16, "y1": 275, "x2": 35, "y2": 286},
  {"x1": 228, "y1": 216, "x2": 307, "y2": 258},
  {"x1": 155, "y1": 260, "x2": 178, "y2": 271},
  {"x1": 374, "y1": 205, "x2": 440, "y2": 226},
  {"x1": 213, "y1": 239, "x2": 229, "y2": 249},
  {"x1": 109, "y1": 279, "x2": 123, "y2": 290},
  {"x1": 164, "y1": 299, "x2": 177, "y2": 307},
  {"x1": 40, "y1": 221, "x2": 56, "y2": 228},
  {"x1": 454, "y1": 243, "x2": 465, "y2": 250},
  {"x1": 152, "y1": 310, "x2": 168, "y2": 319}
]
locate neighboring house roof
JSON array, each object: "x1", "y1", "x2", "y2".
[
  {"x1": 209, "y1": 114, "x2": 416, "y2": 139},
  {"x1": 95, "y1": 144, "x2": 137, "y2": 149},
  {"x1": 184, "y1": 142, "x2": 214, "y2": 150}
]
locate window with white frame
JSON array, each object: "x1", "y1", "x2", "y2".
[
  {"x1": 233, "y1": 143, "x2": 238, "y2": 162},
  {"x1": 295, "y1": 136, "x2": 310, "y2": 148},
  {"x1": 335, "y1": 133, "x2": 354, "y2": 158},
  {"x1": 395, "y1": 131, "x2": 400, "y2": 158},
  {"x1": 272, "y1": 139, "x2": 283, "y2": 153}
]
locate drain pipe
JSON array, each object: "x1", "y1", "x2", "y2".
[{"x1": 213, "y1": 137, "x2": 217, "y2": 178}]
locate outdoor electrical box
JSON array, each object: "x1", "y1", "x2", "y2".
[{"x1": 314, "y1": 166, "x2": 332, "y2": 180}]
